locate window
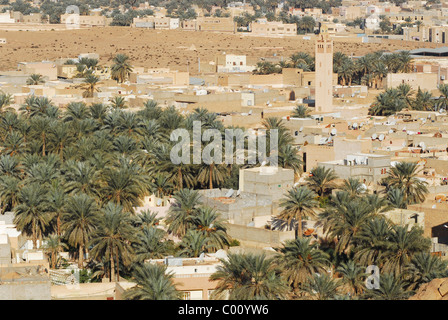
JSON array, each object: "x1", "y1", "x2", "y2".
[{"x1": 181, "y1": 292, "x2": 191, "y2": 300}]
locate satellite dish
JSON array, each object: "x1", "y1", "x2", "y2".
[
  {"x1": 353, "y1": 123, "x2": 358, "y2": 129},
  {"x1": 357, "y1": 135, "x2": 362, "y2": 140},
  {"x1": 225, "y1": 189, "x2": 234, "y2": 197},
  {"x1": 261, "y1": 161, "x2": 267, "y2": 166},
  {"x1": 236, "y1": 189, "x2": 241, "y2": 197},
  {"x1": 248, "y1": 110, "x2": 252, "y2": 115},
  {"x1": 432, "y1": 204, "x2": 437, "y2": 209},
  {"x1": 379, "y1": 134, "x2": 385, "y2": 141},
  {"x1": 330, "y1": 128, "x2": 337, "y2": 136},
  {"x1": 371, "y1": 133, "x2": 378, "y2": 140},
  {"x1": 299, "y1": 126, "x2": 303, "y2": 132},
  {"x1": 389, "y1": 129, "x2": 394, "y2": 134},
  {"x1": 419, "y1": 142, "x2": 426, "y2": 151}
]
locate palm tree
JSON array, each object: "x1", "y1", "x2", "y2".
[
  {"x1": 261, "y1": 117, "x2": 294, "y2": 147},
  {"x1": 210, "y1": 252, "x2": 290, "y2": 300},
  {"x1": 89, "y1": 202, "x2": 135, "y2": 282},
  {"x1": 341, "y1": 178, "x2": 365, "y2": 197},
  {"x1": 149, "y1": 173, "x2": 173, "y2": 198},
  {"x1": 165, "y1": 188, "x2": 201, "y2": 238},
  {"x1": 320, "y1": 194, "x2": 376, "y2": 255},
  {"x1": 274, "y1": 186, "x2": 318, "y2": 238},
  {"x1": 353, "y1": 217, "x2": 392, "y2": 267},
  {"x1": 124, "y1": 264, "x2": 180, "y2": 300},
  {"x1": 368, "y1": 88, "x2": 407, "y2": 116},
  {"x1": 101, "y1": 163, "x2": 148, "y2": 213},
  {"x1": 279, "y1": 145, "x2": 303, "y2": 179},
  {"x1": 191, "y1": 206, "x2": 229, "y2": 251},
  {"x1": 132, "y1": 226, "x2": 169, "y2": 262},
  {"x1": 404, "y1": 252, "x2": 448, "y2": 290},
  {"x1": 0, "y1": 154, "x2": 22, "y2": 178},
  {"x1": 397, "y1": 51, "x2": 413, "y2": 73},
  {"x1": 42, "y1": 234, "x2": 68, "y2": 268},
  {"x1": 387, "y1": 187, "x2": 407, "y2": 209},
  {"x1": 0, "y1": 92, "x2": 12, "y2": 112},
  {"x1": 291, "y1": 105, "x2": 311, "y2": 118},
  {"x1": 298, "y1": 16, "x2": 315, "y2": 33},
  {"x1": 336, "y1": 260, "x2": 366, "y2": 296},
  {"x1": 0, "y1": 175, "x2": 21, "y2": 214},
  {"x1": 14, "y1": 183, "x2": 52, "y2": 249},
  {"x1": 381, "y1": 225, "x2": 431, "y2": 275},
  {"x1": 301, "y1": 273, "x2": 340, "y2": 300},
  {"x1": 197, "y1": 162, "x2": 227, "y2": 189},
  {"x1": 306, "y1": 166, "x2": 338, "y2": 198},
  {"x1": 436, "y1": 83, "x2": 448, "y2": 110},
  {"x1": 81, "y1": 74, "x2": 101, "y2": 98},
  {"x1": 132, "y1": 210, "x2": 160, "y2": 229},
  {"x1": 364, "y1": 273, "x2": 412, "y2": 300},
  {"x1": 48, "y1": 122, "x2": 73, "y2": 160},
  {"x1": 413, "y1": 88, "x2": 434, "y2": 111},
  {"x1": 178, "y1": 230, "x2": 209, "y2": 257},
  {"x1": 110, "y1": 96, "x2": 127, "y2": 109},
  {"x1": 275, "y1": 238, "x2": 330, "y2": 291},
  {"x1": 26, "y1": 73, "x2": 45, "y2": 85},
  {"x1": 111, "y1": 54, "x2": 133, "y2": 83},
  {"x1": 47, "y1": 182, "x2": 66, "y2": 236},
  {"x1": 62, "y1": 193, "x2": 100, "y2": 268},
  {"x1": 29, "y1": 116, "x2": 53, "y2": 156},
  {"x1": 64, "y1": 161, "x2": 102, "y2": 197},
  {"x1": 396, "y1": 83, "x2": 415, "y2": 109},
  {"x1": 383, "y1": 161, "x2": 428, "y2": 205}
]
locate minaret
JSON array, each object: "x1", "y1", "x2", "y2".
[{"x1": 315, "y1": 34, "x2": 333, "y2": 113}]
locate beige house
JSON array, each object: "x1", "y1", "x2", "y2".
[
  {"x1": 250, "y1": 21, "x2": 297, "y2": 36},
  {"x1": 385, "y1": 72, "x2": 439, "y2": 92},
  {"x1": 60, "y1": 14, "x2": 112, "y2": 27},
  {"x1": 17, "y1": 61, "x2": 58, "y2": 81},
  {"x1": 197, "y1": 17, "x2": 236, "y2": 32}
]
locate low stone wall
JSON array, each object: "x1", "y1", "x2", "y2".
[{"x1": 225, "y1": 223, "x2": 294, "y2": 248}]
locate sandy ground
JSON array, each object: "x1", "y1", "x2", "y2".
[{"x1": 0, "y1": 27, "x2": 441, "y2": 74}]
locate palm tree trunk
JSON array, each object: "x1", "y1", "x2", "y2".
[
  {"x1": 116, "y1": 248, "x2": 120, "y2": 282},
  {"x1": 178, "y1": 168, "x2": 183, "y2": 190},
  {"x1": 297, "y1": 214, "x2": 303, "y2": 239},
  {"x1": 32, "y1": 223, "x2": 37, "y2": 250},
  {"x1": 78, "y1": 245, "x2": 83, "y2": 269},
  {"x1": 57, "y1": 215, "x2": 61, "y2": 237},
  {"x1": 110, "y1": 251, "x2": 115, "y2": 282},
  {"x1": 209, "y1": 164, "x2": 214, "y2": 189},
  {"x1": 42, "y1": 134, "x2": 46, "y2": 157}
]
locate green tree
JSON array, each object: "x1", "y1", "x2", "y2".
[
  {"x1": 275, "y1": 237, "x2": 330, "y2": 291},
  {"x1": 111, "y1": 54, "x2": 133, "y2": 83},
  {"x1": 62, "y1": 193, "x2": 100, "y2": 268},
  {"x1": 14, "y1": 183, "x2": 52, "y2": 249},
  {"x1": 210, "y1": 252, "x2": 290, "y2": 300},
  {"x1": 274, "y1": 186, "x2": 318, "y2": 238},
  {"x1": 124, "y1": 264, "x2": 180, "y2": 300},
  {"x1": 90, "y1": 202, "x2": 135, "y2": 282}
]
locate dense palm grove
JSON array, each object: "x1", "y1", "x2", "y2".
[{"x1": 0, "y1": 73, "x2": 445, "y2": 299}]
